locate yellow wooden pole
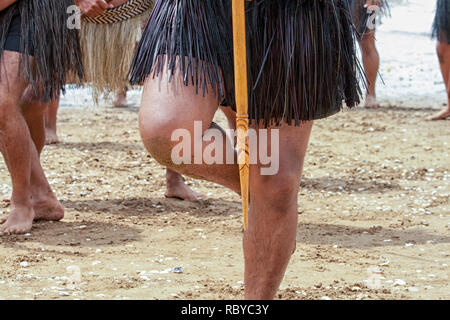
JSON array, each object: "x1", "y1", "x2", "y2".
[{"x1": 231, "y1": 0, "x2": 250, "y2": 230}]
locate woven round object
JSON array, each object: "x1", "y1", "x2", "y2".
[{"x1": 83, "y1": 0, "x2": 153, "y2": 24}]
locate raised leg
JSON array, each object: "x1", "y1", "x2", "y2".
[
  {"x1": 164, "y1": 106, "x2": 237, "y2": 200},
  {"x1": 164, "y1": 105, "x2": 238, "y2": 201},
  {"x1": 139, "y1": 57, "x2": 240, "y2": 193}
]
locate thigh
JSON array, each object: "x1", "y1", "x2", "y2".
[
  {"x1": 0, "y1": 51, "x2": 29, "y2": 104},
  {"x1": 140, "y1": 55, "x2": 221, "y2": 137}
]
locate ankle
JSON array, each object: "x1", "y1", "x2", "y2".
[
  {"x1": 166, "y1": 171, "x2": 184, "y2": 186},
  {"x1": 11, "y1": 196, "x2": 33, "y2": 208},
  {"x1": 32, "y1": 187, "x2": 56, "y2": 202}
]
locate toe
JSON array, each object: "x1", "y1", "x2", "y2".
[
  {"x1": 0, "y1": 226, "x2": 10, "y2": 235},
  {"x1": 192, "y1": 193, "x2": 206, "y2": 201}
]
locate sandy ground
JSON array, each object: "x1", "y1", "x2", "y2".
[{"x1": 0, "y1": 104, "x2": 448, "y2": 300}]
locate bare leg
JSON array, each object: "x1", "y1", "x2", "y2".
[
  {"x1": 44, "y1": 97, "x2": 60, "y2": 144},
  {"x1": 0, "y1": 51, "x2": 35, "y2": 234},
  {"x1": 22, "y1": 87, "x2": 48, "y2": 154},
  {"x1": 21, "y1": 88, "x2": 64, "y2": 221},
  {"x1": 139, "y1": 59, "x2": 241, "y2": 193},
  {"x1": 139, "y1": 56, "x2": 314, "y2": 299},
  {"x1": 359, "y1": 32, "x2": 380, "y2": 108},
  {"x1": 113, "y1": 87, "x2": 129, "y2": 108},
  {"x1": 244, "y1": 122, "x2": 313, "y2": 299},
  {"x1": 429, "y1": 40, "x2": 450, "y2": 120},
  {"x1": 165, "y1": 106, "x2": 236, "y2": 201}
]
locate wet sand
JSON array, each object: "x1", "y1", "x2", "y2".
[{"x1": 0, "y1": 105, "x2": 448, "y2": 300}]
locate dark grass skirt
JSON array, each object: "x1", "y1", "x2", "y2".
[
  {"x1": 432, "y1": 0, "x2": 450, "y2": 43},
  {"x1": 129, "y1": 0, "x2": 363, "y2": 126},
  {"x1": 350, "y1": 0, "x2": 390, "y2": 39},
  {"x1": 0, "y1": 0, "x2": 84, "y2": 101}
]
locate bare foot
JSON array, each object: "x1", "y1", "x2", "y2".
[
  {"x1": 32, "y1": 192, "x2": 64, "y2": 221},
  {"x1": 165, "y1": 171, "x2": 205, "y2": 201},
  {"x1": 45, "y1": 128, "x2": 60, "y2": 145},
  {"x1": 113, "y1": 91, "x2": 129, "y2": 108},
  {"x1": 364, "y1": 95, "x2": 379, "y2": 108},
  {"x1": 0, "y1": 204, "x2": 35, "y2": 235},
  {"x1": 428, "y1": 108, "x2": 450, "y2": 121},
  {"x1": 165, "y1": 183, "x2": 205, "y2": 201}
]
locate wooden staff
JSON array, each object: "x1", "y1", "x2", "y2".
[{"x1": 231, "y1": 0, "x2": 250, "y2": 230}]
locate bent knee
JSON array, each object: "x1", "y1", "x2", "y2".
[
  {"x1": 139, "y1": 133, "x2": 174, "y2": 167},
  {"x1": 139, "y1": 117, "x2": 183, "y2": 167},
  {"x1": 253, "y1": 172, "x2": 300, "y2": 213},
  {"x1": 139, "y1": 97, "x2": 194, "y2": 135}
]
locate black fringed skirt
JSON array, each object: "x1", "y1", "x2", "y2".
[
  {"x1": 0, "y1": 0, "x2": 84, "y2": 101},
  {"x1": 129, "y1": 0, "x2": 363, "y2": 126},
  {"x1": 349, "y1": 0, "x2": 390, "y2": 39},
  {"x1": 433, "y1": 0, "x2": 450, "y2": 43}
]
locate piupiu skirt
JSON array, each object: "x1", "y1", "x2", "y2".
[
  {"x1": 0, "y1": 0, "x2": 84, "y2": 102},
  {"x1": 349, "y1": 0, "x2": 390, "y2": 39},
  {"x1": 79, "y1": 0, "x2": 153, "y2": 101},
  {"x1": 432, "y1": 0, "x2": 450, "y2": 43},
  {"x1": 129, "y1": 0, "x2": 363, "y2": 126}
]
